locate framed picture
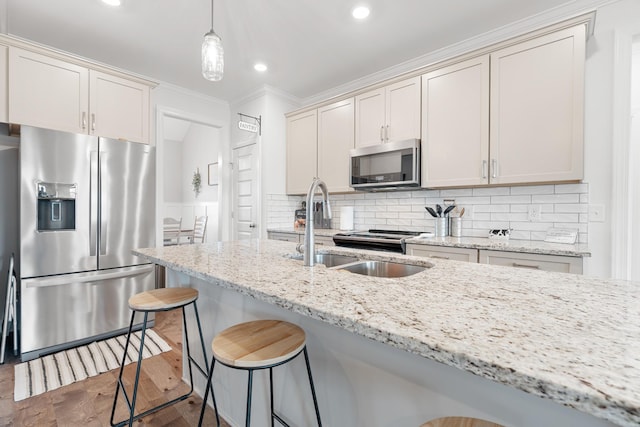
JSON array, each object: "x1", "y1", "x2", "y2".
[{"x1": 208, "y1": 162, "x2": 218, "y2": 186}]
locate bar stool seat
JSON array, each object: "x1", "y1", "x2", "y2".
[
  {"x1": 199, "y1": 319, "x2": 321, "y2": 426},
  {"x1": 111, "y1": 287, "x2": 218, "y2": 427},
  {"x1": 421, "y1": 416, "x2": 504, "y2": 427}
]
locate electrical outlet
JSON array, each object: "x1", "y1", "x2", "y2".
[
  {"x1": 589, "y1": 204, "x2": 605, "y2": 222},
  {"x1": 527, "y1": 205, "x2": 541, "y2": 222}
]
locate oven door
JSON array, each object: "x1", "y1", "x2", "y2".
[{"x1": 350, "y1": 139, "x2": 420, "y2": 190}]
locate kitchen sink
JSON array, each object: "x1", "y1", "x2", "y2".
[
  {"x1": 336, "y1": 260, "x2": 427, "y2": 278},
  {"x1": 288, "y1": 253, "x2": 360, "y2": 267}
]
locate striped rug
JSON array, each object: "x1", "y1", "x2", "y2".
[{"x1": 14, "y1": 329, "x2": 171, "y2": 401}]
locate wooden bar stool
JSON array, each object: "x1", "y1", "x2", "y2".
[
  {"x1": 198, "y1": 319, "x2": 322, "y2": 427},
  {"x1": 110, "y1": 287, "x2": 219, "y2": 427},
  {"x1": 421, "y1": 416, "x2": 504, "y2": 427}
]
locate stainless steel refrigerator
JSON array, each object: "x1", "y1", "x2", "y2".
[{"x1": 19, "y1": 126, "x2": 156, "y2": 361}]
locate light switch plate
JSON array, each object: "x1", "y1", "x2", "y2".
[{"x1": 589, "y1": 204, "x2": 605, "y2": 222}]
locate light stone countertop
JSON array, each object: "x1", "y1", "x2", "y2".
[
  {"x1": 267, "y1": 228, "x2": 591, "y2": 257},
  {"x1": 134, "y1": 240, "x2": 637, "y2": 426}
]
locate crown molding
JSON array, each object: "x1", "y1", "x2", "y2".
[
  {"x1": 231, "y1": 84, "x2": 301, "y2": 108},
  {"x1": 155, "y1": 81, "x2": 230, "y2": 108}
]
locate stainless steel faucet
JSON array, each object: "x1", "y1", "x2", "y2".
[{"x1": 303, "y1": 178, "x2": 332, "y2": 266}]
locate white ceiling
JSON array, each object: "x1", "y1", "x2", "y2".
[{"x1": 4, "y1": 0, "x2": 610, "y2": 104}]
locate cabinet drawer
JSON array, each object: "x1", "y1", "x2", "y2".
[
  {"x1": 314, "y1": 235, "x2": 335, "y2": 246},
  {"x1": 479, "y1": 250, "x2": 582, "y2": 274},
  {"x1": 407, "y1": 244, "x2": 478, "y2": 262},
  {"x1": 267, "y1": 232, "x2": 300, "y2": 243}
]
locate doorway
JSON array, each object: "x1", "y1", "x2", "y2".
[
  {"x1": 629, "y1": 37, "x2": 640, "y2": 280},
  {"x1": 156, "y1": 107, "x2": 223, "y2": 246}
]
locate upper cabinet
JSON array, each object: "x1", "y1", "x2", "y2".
[
  {"x1": 422, "y1": 56, "x2": 490, "y2": 187},
  {"x1": 422, "y1": 25, "x2": 585, "y2": 188},
  {"x1": 286, "y1": 98, "x2": 355, "y2": 195},
  {"x1": 489, "y1": 25, "x2": 585, "y2": 185},
  {"x1": 318, "y1": 98, "x2": 355, "y2": 193},
  {"x1": 8, "y1": 47, "x2": 152, "y2": 144},
  {"x1": 0, "y1": 44, "x2": 7, "y2": 123},
  {"x1": 355, "y1": 76, "x2": 420, "y2": 148},
  {"x1": 286, "y1": 109, "x2": 317, "y2": 195}
]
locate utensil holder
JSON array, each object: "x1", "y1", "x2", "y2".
[
  {"x1": 435, "y1": 217, "x2": 448, "y2": 237},
  {"x1": 449, "y1": 217, "x2": 462, "y2": 237}
]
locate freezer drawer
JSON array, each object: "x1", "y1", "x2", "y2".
[{"x1": 20, "y1": 264, "x2": 155, "y2": 361}]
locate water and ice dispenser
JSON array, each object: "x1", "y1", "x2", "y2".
[{"x1": 36, "y1": 182, "x2": 77, "y2": 231}]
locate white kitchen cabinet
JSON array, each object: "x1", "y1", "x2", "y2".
[
  {"x1": 488, "y1": 25, "x2": 585, "y2": 184},
  {"x1": 421, "y1": 56, "x2": 490, "y2": 187},
  {"x1": 8, "y1": 47, "x2": 151, "y2": 143},
  {"x1": 286, "y1": 109, "x2": 317, "y2": 195},
  {"x1": 355, "y1": 76, "x2": 420, "y2": 147},
  {"x1": 406, "y1": 244, "x2": 478, "y2": 263},
  {"x1": 318, "y1": 98, "x2": 354, "y2": 193},
  {"x1": 89, "y1": 70, "x2": 150, "y2": 143},
  {"x1": 267, "y1": 231, "x2": 300, "y2": 243},
  {"x1": 0, "y1": 44, "x2": 7, "y2": 123},
  {"x1": 479, "y1": 250, "x2": 583, "y2": 274}
]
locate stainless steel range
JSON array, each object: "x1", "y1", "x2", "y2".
[{"x1": 333, "y1": 229, "x2": 421, "y2": 253}]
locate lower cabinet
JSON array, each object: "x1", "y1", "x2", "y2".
[
  {"x1": 406, "y1": 244, "x2": 478, "y2": 262},
  {"x1": 478, "y1": 250, "x2": 583, "y2": 274},
  {"x1": 407, "y1": 243, "x2": 583, "y2": 274}
]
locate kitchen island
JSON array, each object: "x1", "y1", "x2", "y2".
[{"x1": 134, "y1": 240, "x2": 639, "y2": 427}]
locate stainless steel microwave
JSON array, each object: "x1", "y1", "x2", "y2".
[{"x1": 350, "y1": 139, "x2": 420, "y2": 190}]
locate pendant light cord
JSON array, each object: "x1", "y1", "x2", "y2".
[{"x1": 210, "y1": 0, "x2": 214, "y2": 31}]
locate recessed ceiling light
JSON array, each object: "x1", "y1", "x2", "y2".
[
  {"x1": 254, "y1": 63, "x2": 268, "y2": 72},
  {"x1": 352, "y1": 6, "x2": 370, "y2": 20},
  {"x1": 102, "y1": 0, "x2": 121, "y2": 6}
]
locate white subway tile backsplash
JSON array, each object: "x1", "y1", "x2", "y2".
[{"x1": 267, "y1": 181, "x2": 590, "y2": 243}]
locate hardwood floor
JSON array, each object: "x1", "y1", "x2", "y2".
[{"x1": 0, "y1": 309, "x2": 228, "y2": 426}]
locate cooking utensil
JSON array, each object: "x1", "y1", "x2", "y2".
[
  {"x1": 425, "y1": 207, "x2": 438, "y2": 218},
  {"x1": 436, "y1": 204, "x2": 442, "y2": 217},
  {"x1": 443, "y1": 205, "x2": 455, "y2": 217}
]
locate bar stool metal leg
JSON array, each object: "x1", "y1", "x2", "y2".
[
  {"x1": 246, "y1": 370, "x2": 254, "y2": 427},
  {"x1": 110, "y1": 311, "x2": 136, "y2": 426},
  {"x1": 303, "y1": 347, "x2": 322, "y2": 427},
  {"x1": 198, "y1": 355, "x2": 218, "y2": 426}
]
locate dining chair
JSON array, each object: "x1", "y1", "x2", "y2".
[
  {"x1": 188, "y1": 216, "x2": 208, "y2": 244},
  {"x1": 163, "y1": 217, "x2": 182, "y2": 246}
]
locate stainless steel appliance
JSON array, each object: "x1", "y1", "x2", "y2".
[
  {"x1": 20, "y1": 126, "x2": 156, "y2": 361},
  {"x1": 350, "y1": 139, "x2": 420, "y2": 190},
  {"x1": 333, "y1": 229, "x2": 421, "y2": 253}
]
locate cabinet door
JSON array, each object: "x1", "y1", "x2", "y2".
[
  {"x1": 0, "y1": 44, "x2": 7, "y2": 122},
  {"x1": 489, "y1": 25, "x2": 585, "y2": 184},
  {"x1": 422, "y1": 57, "x2": 489, "y2": 188},
  {"x1": 286, "y1": 110, "x2": 317, "y2": 195},
  {"x1": 386, "y1": 76, "x2": 421, "y2": 142},
  {"x1": 318, "y1": 98, "x2": 354, "y2": 193},
  {"x1": 479, "y1": 250, "x2": 583, "y2": 274},
  {"x1": 355, "y1": 87, "x2": 385, "y2": 147},
  {"x1": 9, "y1": 47, "x2": 88, "y2": 134},
  {"x1": 89, "y1": 70, "x2": 150, "y2": 144}
]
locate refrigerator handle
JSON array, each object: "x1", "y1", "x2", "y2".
[
  {"x1": 90, "y1": 151, "x2": 99, "y2": 257},
  {"x1": 24, "y1": 265, "x2": 154, "y2": 288},
  {"x1": 100, "y1": 153, "x2": 107, "y2": 256}
]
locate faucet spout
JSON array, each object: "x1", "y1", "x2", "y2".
[{"x1": 304, "y1": 178, "x2": 332, "y2": 266}]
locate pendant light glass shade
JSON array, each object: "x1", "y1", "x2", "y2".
[
  {"x1": 202, "y1": 30, "x2": 224, "y2": 81},
  {"x1": 201, "y1": 0, "x2": 223, "y2": 81}
]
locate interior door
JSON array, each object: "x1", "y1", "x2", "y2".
[{"x1": 232, "y1": 143, "x2": 259, "y2": 240}]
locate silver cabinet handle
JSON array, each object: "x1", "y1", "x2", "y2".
[
  {"x1": 249, "y1": 223, "x2": 256, "y2": 228},
  {"x1": 380, "y1": 126, "x2": 384, "y2": 142},
  {"x1": 91, "y1": 113, "x2": 96, "y2": 132},
  {"x1": 482, "y1": 160, "x2": 487, "y2": 179},
  {"x1": 491, "y1": 159, "x2": 497, "y2": 179},
  {"x1": 82, "y1": 112, "x2": 87, "y2": 130},
  {"x1": 430, "y1": 255, "x2": 450, "y2": 260},
  {"x1": 385, "y1": 125, "x2": 389, "y2": 142},
  {"x1": 512, "y1": 263, "x2": 540, "y2": 269}
]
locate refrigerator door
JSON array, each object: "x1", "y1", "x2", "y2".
[
  {"x1": 98, "y1": 138, "x2": 155, "y2": 270},
  {"x1": 20, "y1": 264, "x2": 156, "y2": 361},
  {"x1": 20, "y1": 126, "x2": 98, "y2": 278}
]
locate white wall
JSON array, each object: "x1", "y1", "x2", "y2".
[{"x1": 163, "y1": 139, "x2": 183, "y2": 202}]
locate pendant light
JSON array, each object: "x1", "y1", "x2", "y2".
[{"x1": 201, "y1": 0, "x2": 224, "y2": 81}]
